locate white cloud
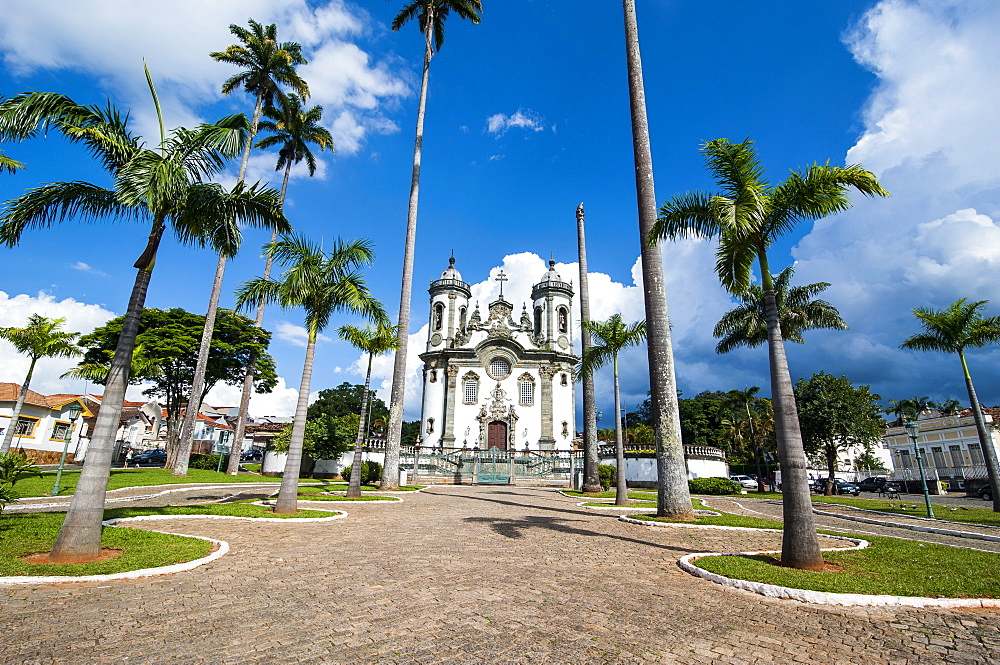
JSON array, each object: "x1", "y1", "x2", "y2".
[
  {"x1": 0, "y1": 0, "x2": 409, "y2": 155},
  {"x1": 486, "y1": 109, "x2": 546, "y2": 136},
  {"x1": 273, "y1": 320, "x2": 333, "y2": 347},
  {"x1": 205, "y1": 376, "x2": 315, "y2": 419},
  {"x1": 70, "y1": 261, "x2": 108, "y2": 277}
]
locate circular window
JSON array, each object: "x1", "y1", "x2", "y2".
[{"x1": 488, "y1": 357, "x2": 511, "y2": 379}]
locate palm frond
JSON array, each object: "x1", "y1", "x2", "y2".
[{"x1": 0, "y1": 182, "x2": 138, "y2": 247}]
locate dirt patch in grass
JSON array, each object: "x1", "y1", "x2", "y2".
[{"x1": 21, "y1": 548, "x2": 125, "y2": 565}]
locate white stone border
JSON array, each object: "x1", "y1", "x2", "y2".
[
  {"x1": 0, "y1": 506, "x2": 347, "y2": 587},
  {"x1": 620, "y1": 515, "x2": 1000, "y2": 607},
  {"x1": 8, "y1": 482, "x2": 290, "y2": 512},
  {"x1": 811, "y1": 505, "x2": 1000, "y2": 544}
]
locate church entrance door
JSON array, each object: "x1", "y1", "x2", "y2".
[{"x1": 487, "y1": 421, "x2": 508, "y2": 451}]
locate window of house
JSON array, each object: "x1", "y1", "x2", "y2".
[
  {"x1": 931, "y1": 446, "x2": 946, "y2": 469},
  {"x1": 489, "y1": 358, "x2": 511, "y2": 380},
  {"x1": 519, "y1": 381, "x2": 534, "y2": 406},
  {"x1": 949, "y1": 445, "x2": 965, "y2": 469},
  {"x1": 898, "y1": 449, "x2": 912, "y2": 469},
  {"x1": 51, "y1": 421, "x2": 72, "y2": 440},
  {"x1": 968, "y1": 443, "x2": 985, "y2": 465},
  {"x1": 13, "y1": 417, "x2": 37, "y2": 437},
  {"x1": 464, "y1": 380, "x2": 479, "y2": 404}
]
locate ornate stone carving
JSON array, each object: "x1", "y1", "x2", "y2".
[
  {"x1": 538, "y1": 364, "x2": 556, "y2": 380},
  {"x1": 517, "y1": 372, "x2": 535, "y2": 383},
  {"x1": 446, "y1": 364, "x2": 460, "y2": 378}
]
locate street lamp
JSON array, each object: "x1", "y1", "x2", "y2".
[
  {"x1": 52, "y1": 403, "x2": 84, "y2": 496},
  {"x1": 904, "y1": 419, "x2": 935, "y2": 519}
]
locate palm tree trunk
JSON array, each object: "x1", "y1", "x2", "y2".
[
  {"x1": 274, "y1": 327, "x2": 317, "y2": 514},
  {"x1": 383, "y1": 11, "x2": 435, "y2": 491},
  {"x1": 226, "y1": 158, "x2": 291, "y2": 476},
  {"x1": 613, "y1": 356, "x2": 628, "y2": 506},
  {"x1": 825, "y1": 445, "x2": 837, "y2": 496},
  {"x1": 49, "y1": 225, "x2": 162, "y2": 561},
  {"x1": 347, "y1": 353, "x2": 375, "y2": 498},
  {"x1": 0, "y1": 357, "x2": 37, "y2": 455},
  {"x1": 759, "y1": 255, "x2": 824, "y2": 569},
  {"x1": 622, "y1": 0, "x2": 692, "y2": 520},
  {"x1": 173, "y1": 254, "x2": 227, "y2": 476},
  {"x1": 754, "y1": 446, "x2": 766, "y2": 494},
  {"x1": 960, "y1": 350, "x2": 1000, "y2": 512},
  {"x1": 576, "y1": 203, "x2": 602, "y2": 493}
]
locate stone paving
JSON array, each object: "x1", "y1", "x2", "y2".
[{"x1": 2, "y1": 486, "x2": 1000, "y2": 664}]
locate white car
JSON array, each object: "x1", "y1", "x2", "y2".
[{"x1": 729, "y1": 475, "x2": 759, "y2": 489}]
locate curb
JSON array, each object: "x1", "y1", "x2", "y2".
[{"x1": 811, "y1": 506, "x2": 1000, "y2": 544}]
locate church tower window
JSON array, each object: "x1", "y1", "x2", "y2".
[
  {"x1": 533, "y1": 307, "x2": 542, "y2": 336},
  {"x1": 433, "y1": 302, "x2": 445, "y2": 330},
  {"x1": 557, "y1": 306, "x2": 568, "y2": 333}
]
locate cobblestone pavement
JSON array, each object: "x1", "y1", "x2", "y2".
[{"x1": 3, "y1": 486, "x2": 1000, "y2": 664}]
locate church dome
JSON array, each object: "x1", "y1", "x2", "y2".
[
  {"x1": 538, "y1": 258, "x2": 561, "y2": 282},
  {"x1": 440, "y1": 256, "x2": 462, "y2": 282}
]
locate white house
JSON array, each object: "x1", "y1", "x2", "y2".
[{"x1": 0, "y1": 383, "x2": 91, "y2": 464}]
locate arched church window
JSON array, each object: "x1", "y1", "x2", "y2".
[
  {"x1": 426, "y1": 418, "x2": 435, "y2": 435},
  {"x1": 519, "y1": 380, "x2": 534, "y2": 406},
  {"x1": 429, "y1": 369, "x2": 437, "y2": 383},
  {"x1": 533, "y1": 307, "x2": 542, "y2": 336},
  {"x1": 464, "y1": 380, "x2": 479, "y2": 404},
  {"x1": 560, "y1": 373, "x2": 568, "y2": 386},
  {"x1": 489, "y1": 357, "x2": 511, "y2": 379},
  {"x1": 459, "y1": 307, "x2": 467, "y2": 333},
  {"x1": 433, "y1": 302, "x2": 444, "y2": 330},
  {"x1": 557, "y1": 306, "x2": 568, "y2": 333}
]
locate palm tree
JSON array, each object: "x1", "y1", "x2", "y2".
[
  {"x1": 235, "y1": 234, "x2": 385, "y2": 513},
  {"x1": 0, "y1": 315, "x2": 81, "y2": 454},
  {"x1": 224, "y1": 93, "x2": 334, "y2": 476},
  {"x1": 176, "y1": 23, "x2": 311, "y2": 476},
  {"x1": 382, "y1": 0, "x2": 483, "y2": 491},
  {"x1": 60, "y1": 343, "x2": 163, "y2": 383},
  {"x1": 0, "y1": 149, "x2": 23, "y2": 174},
  {"x1": 901, "y1": 298, "x2": 1000, "y2": 512},
  {"x1": 0, "y1": 78, "x2": 288, "y2": 562},
  {"x1": 621, "y1": 0, "x2": 693, "y2": 520},
  {"x1": 723, "y1": 387, "x2": 773, "y2": 493},
  {"x1": 651, "y1": 138, "x2": 888, "y2": 569},
  {"x1": 575, "y1": 203, "x2": 602, "y2": 493},
  {"x1": 338, "y1": 321, "x2": 399, "y2": 498},
  {"x1": 578, "y1": 314, "x2": 647, "y2": 506},
  {"x1": 713, "y1": 267, "x2": 848, "y2": 353},
  {"x1": 935, "y1": 398, "x2": 963, "y2": 416}
]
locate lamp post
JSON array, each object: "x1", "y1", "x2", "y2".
[
  {"x1": 52, "y1": 403, "x2": 83, "y2": 496},
  {"x1": 904, "y1": 419, "x2": 935, "y2": 519}
]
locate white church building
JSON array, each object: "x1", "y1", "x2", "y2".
[{"x1": 418, "y1": 257, "x2": 577, "y2": 453}]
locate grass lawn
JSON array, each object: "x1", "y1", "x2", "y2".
[
  {"x1": 634, "y1": 505, "x2": 1000, "y2": 598},
  {"x1": 298, "y1": 483, "x2": 423, "y2": 493},
  {"x1": 18, "y1": 467, "x2": 283, "y2": 497},
  {"x1": 0, "y1": 502, "x2": 340, "y2": 578},
  {"x1": 296, "y1": 493, "x2": 399, "y2": 502},
  {"x1": 812, "y1": 495, "x2": 1000, "y2": 528}
]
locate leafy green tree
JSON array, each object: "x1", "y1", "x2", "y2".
[
  {"x1": 0, "y1": 78, "x2": 288, "y2": 562},
  {"x1": 0, "y1": 315, "x2": 81, "y2": 454},
  {"x1": 235, "y1": 234, "x2": 384, "y2": 513},
  {"x1": 723, "y1": 387, "x2": 774, "y2": 493},
  {"x1": 652, "y1": 137, "x2": 888, "y2": 569},
  {"x1": 307, "y1": 382, "x2": 388, "y2": 423},
  {"x1": 74, "y1": 308, "x2": 276, "y2": 461},
  {"x1": 901, "y1": 298, "x2": 1000, "y2": 511},
  {"x1": 934, "y1": 398, "x2": 963, "y2": 416},
  {"x1": 677, "y1": 390, "x2": 731, "y2": 449},
  {"x1": 713, "y1": 266, "x2": 848, "y2": 353},
  {"x1": 578, "y1": 314, "x2": 647, "y2": 505},
  {"x1": 795, "y1": 372, "x2": 885, "y2": 495},
  {"x1": 382, "y1": 0, "x2": 484, "y2": 491},
  {"x1": 338, "y1": 322, "x2": 399, "y2": 498},
  {"x1": 210, "y1": 19, "x2": 309, "y2": 476},
  {"x1": 621, "y1": 0, "x2": 693, "y2": 520},
  {"x1": 271, "y1": 413, "x2": 356, "y2": 476}
]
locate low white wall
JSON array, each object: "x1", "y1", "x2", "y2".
[
  {"x1": 262, "y1": 450, "x2": 387, "y2": 477},
  {"x1": 599, "y1": 456, "x2": 728, "y2": 482}
]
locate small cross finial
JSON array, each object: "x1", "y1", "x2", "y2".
[
  {"x1": 449, "y1": 249, "x2": 455, "y2": 267},
  {"x1": 495, "y1": 268, "x2": 509, "y2": 298}
]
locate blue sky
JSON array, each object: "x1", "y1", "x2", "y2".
[{"x1": 1, "y1": 0, "x2": 999, "y2": 425}]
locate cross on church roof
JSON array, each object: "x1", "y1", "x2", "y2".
[{"x1": 495, "y1": 269, "x2": 508, "y2": 299}]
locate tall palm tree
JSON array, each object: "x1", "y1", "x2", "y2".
[
  {"x1": 382, "y1": 0, "x2": 483, "y2": 491},
  {"x1": 901, "y1": 298, "x2": 1000, "y2": 512},
  {"x1": 338, "y1": 321, "x2": 399, "y2": 498},
  {"x1": 723, "y1": 387, "x2": 772, "y2": 493},
  {"x1": 651, "y1": 138, "x2": 888, "y2": 569},
  {"x1": 575, "y1": 203, "x2": 602, "y2": 493},
  {"x1": 235, "y1": 234, "x2": 384, "y2": 513},
  {"x1": 0, "y1": 78, "x2": 288, "y2": 562},
  {"x1": 578, "y1": 314, "x2": 647, "y2": 506},
  {"x1": 713, "y1": 267, "x2": 848, "y2": 353},
  {"x1": 176, "y1": 23, "x2": 311, "y2": 476},
  {"x1": 0, "y1": 315, "x2": 81, "y2": 454},
  {"x1": 224, "y1": 93, "x2": 334, "y2": 476},
  {"x1": 621, "y1": 0, "x2": 693, "y2": 520},
  {"x1": 935, "y1": 398, "x2": 963, "y2": 416}
]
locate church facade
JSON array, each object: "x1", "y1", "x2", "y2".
[{"x1": 418, "y1": 257, "x2": 577, "y2": 452}]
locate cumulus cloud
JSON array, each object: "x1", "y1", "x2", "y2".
[
  {"x1": 204, "y1": 376, "x2": 315, "y2": 419},
  {"x1": 486, "y1": 109, "x2": 546, "y2": 136},
  {"x1": 0, "y1": 0, "x2": 409, "y2": 156},
  {"x1": 273, "y1": 320, "x2": 333, "y2": 348}
]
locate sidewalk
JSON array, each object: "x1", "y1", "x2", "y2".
[{"x1": 2, "y1": 486, "x2": 999, "y2": 664}]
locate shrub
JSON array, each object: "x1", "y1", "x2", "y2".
[
  {"x1": 598, "y1": 464, "x2": 617, "y2": 491},
  {"x1": 688, "y1": 477, "x2": 741, "y2": 495},
  {"x1": 188, "y1": 454, "x2": 229, "y2": 470},
  {"x1": 340, "y1": 460, "x2": 383, "y2": 485},
  {"x1": 0, "y1": 452, "x2": 40, "y2": 514}
]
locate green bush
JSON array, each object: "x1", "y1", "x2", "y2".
[
  {"x1": 340, "y1": 460, "x2": 383, "y2": 485},
  {"x1": 688, "y1": 477, "x2": 741, "y2": 495},
  {"x1": 0, "y1": 452, "x2": 41, "y2": 513},
  {"x1": 598, "y1": 464, "x2": 617, "y2": 491},
  {"x1": 188, "y1": 454, "x2": 229, "y2": 470}
]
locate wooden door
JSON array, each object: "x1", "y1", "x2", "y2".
[{"x1": 487, "y1": 421, "x2": 508, "y2": 450}]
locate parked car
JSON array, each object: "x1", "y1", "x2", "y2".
[
  {"x1": 979, "y1": 485, "x2": 993, "y2": 502},
  {"x1": 729, "y1": 475, "x2": 759, "y2": 489},
  {"x1": 812, "y1": 478, "x2": 861, "y2": 496},
  {"x1": 130, "y1": 449, "x2": 167, "y2": 467},
  {"x1": 858, "y1": 476, "x2": 890, "y2": 492},
  {"x1": 240, "y1": 449, "x2": 264, "y2": 462}
]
